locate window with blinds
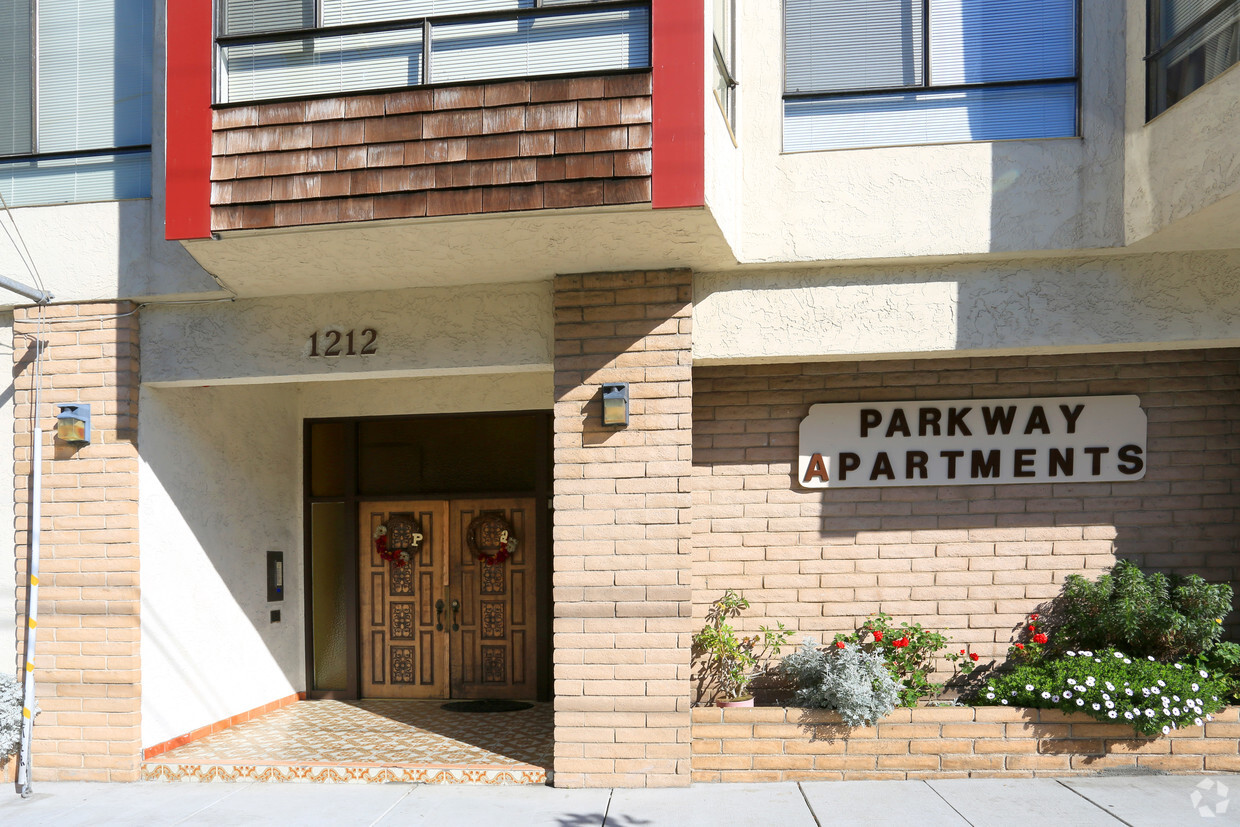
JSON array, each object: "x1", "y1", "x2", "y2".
[
  {"x1": 1148, "y1": 0, "x2": 1240, "y2": 117},
  {"x1": 0, "y1": 0, "x2": 153, "y2": 207},
  {"x1": 218, "y1": 0, "x2": 650, "y2": 104},
  {"x1": 783, "y1": 0, "x2": 1078, "y2": 152}
]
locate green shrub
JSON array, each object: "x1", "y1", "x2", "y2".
[
  {"x1": 1197, "y1": 641, "x2": 1240, "y2": 701},
  {"x1": 780, "y1": 641, "x2": 900, "y2": 727},
  {"x1": 692, "y1": 590, "x2": 791, "y2": 701},
  {"x1": 973, "y1": 647, "x2": 1228, "y2": 735},
  {"x1": 830, "y1": 613, "x2": 976, "y2": 707},
  {"x1": 1052, "y1": 560, "x2": 1232, "y2": 661}
]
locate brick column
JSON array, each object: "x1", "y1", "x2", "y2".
[
  {"x1": 13, "y1": 302, "x2": 140, "y2": 781},
  {"x1": 552, "y1": 270, "x2": 693, "y2": 787}
]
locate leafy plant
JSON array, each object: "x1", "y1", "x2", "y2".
[
  {"x1": 1, "y1": 672, "x2": 27, "y2": 758},
  {"x1": 1050, "y1": 560, "x2": 1232, "y2": 661},
  {"x1": 973, "y1": 647, "x2": 1228, "y2": 736},
  {"x1": 831, "y1": 613, "x2": 975, "y2": 706},
  {"x1": 693, "y1": 590, "x2": 791, "y2": 701},
  {"x1": 780, "y1": 641, "x2": 900, "y2": 727},
  {"x1": 1196, "y1": 641, "x2": 1240, "y2": 701}
]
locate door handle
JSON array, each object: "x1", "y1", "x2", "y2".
[
  {"x1": 435, "y1": 599, "x2": 444, "y2": 632},
  {"x1": 450, "y1": 599, "x2": 460, "y2": 632}
]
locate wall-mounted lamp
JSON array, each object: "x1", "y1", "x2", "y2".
[
  {"x1": 601, "y1": 383, "x2": 629, "y2": 427},
  {"x1": 56, "y1": 403, "x2": 91, "y2": 445}
]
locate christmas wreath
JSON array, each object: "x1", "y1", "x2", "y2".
[
  {"x1": 465, "y1": 512, "x2": 518, "y2": 566},
  {"x1": 373, "y1": 514, "x2": 424, "y2": 568}
]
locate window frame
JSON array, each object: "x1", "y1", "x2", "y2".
[
  {"x1": 213, "y1": 0, "x2": 651, "y2": 106},
  {"x1": 712, "y1": 0, "x2": 737, "y2": 133},
  {"x1": 1146, "y1": 0, "x2": 1240, "y2": 119},
  {"x1": 0, "y1": 0, "x2": 153, "y2": 205},
  {"x1": 780, "y1": 0, "x2": 1082, "y2": 152}
]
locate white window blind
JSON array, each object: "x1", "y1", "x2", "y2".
[
  {"x1": 929, "y1": 0, "x2": 1076, "y2": 85},
  {"x1": 785, "y1": 82, "x2": 1077, "y2": 152},
  {"x1": 223, "y1": 0, "x2": 313, "y2": 36},
  {"x1": 0, "y1": 151, "x2": 149, "y2": 206},
  {"x1": 785, "y1": 0, "x2": 923, "y2": 93},
  {"x1": 321, "y1": 0, "x2": 531, "y2": 28},
  {"x1": 37, "y1": 0, "x2": 152, "y2": 153},
  {"x1": 1161, "y1": 0, "x2": 1223, "y2": 40},
  {"x1": 0, "y1": 0, "x2": 33, "y2": 156},
  {"x1": 430, "y1": 6, "x2": 649, "y2": 84},
  {"x1": 225, "y1": 28, "x2": 424, "y2": 102}
]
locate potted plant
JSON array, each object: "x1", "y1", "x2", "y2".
[{"x1": 693, "y1": 590, "x2": 791, "y2": 707}]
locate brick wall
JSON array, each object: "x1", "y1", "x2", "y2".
[
  {"x1": 692, "y1": 706, "x2": 1240, "y2": 782},
  {"x1": 12, "y1": 303, "x2": 141, "y2": 781},
  {"x1": 692, "y1": 349, "x2": 1240, "y2": 681},
  {"x1": 211, "y1": 74, "x2": 652, "y2": 231},
  {"x1": 552, "y1": 270, "x2": 694, "y2": 787}
]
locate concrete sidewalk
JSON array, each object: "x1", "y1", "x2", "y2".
[{"x1": 1, "y1": 775, "x2": 1237, "y2": 826}]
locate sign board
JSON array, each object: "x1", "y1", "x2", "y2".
[{"x1": 798, "y1": 396, "x2": 1147, "y2": 488}]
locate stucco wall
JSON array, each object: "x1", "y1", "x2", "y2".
[
  {"x1": 693, "y1": 250, "x2": 1240, "y2": 364},
  {"x1": 140, "y1": 281, "x2": 553, "y2": 386},
  {"x1": 0, "y1": 313, "x2": 14, "y2": 671},
  {"x1": 728, "y1": 0, "x2": 1126, "y2": 264},
  {"x1": 139, "y1": 370, "x2": 550, "y2": 749}
]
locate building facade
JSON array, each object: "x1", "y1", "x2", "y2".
[{"x1": 2, "y1": 0, "x2": 1238, "y2": 786}]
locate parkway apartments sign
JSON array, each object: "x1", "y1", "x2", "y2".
[{"x1": 798, "y1": 396, "x2": 1148, "y2": 488}]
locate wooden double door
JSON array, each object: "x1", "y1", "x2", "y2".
[{"x1": 359, "y1": 498, "x2": 537, "y2": 699}]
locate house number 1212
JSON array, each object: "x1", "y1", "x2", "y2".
[{"x1": 308, "y1": 328, "x2": 378, "y2": 357}]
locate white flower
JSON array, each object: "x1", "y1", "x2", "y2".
[
  {"x1": 1041, "y1": 691, "x2": 1051, "y2": 699},
  {"x1": 1067, "y1": 678, "x2": 1077, "y2": 685},
  {"x1": 1192, "y1": 683, "x2": 1200, "y2": 692},
  {"x1": 1064, "y1": 690, "x2": 1073, "y2": 699},
  {"x1": 1085, "y1": 677, "x2": 1096, "y2": 687},
  {"x1": 1208, "y1": 715, "x2": 1215, "y2": 722},
  {"x1": 1108, "y1": 711, "x2": 1117, "y2": 719},
  {"x1": 1025, "y1": 684, "x2": 1034, "y2": 692},
  {"x1": 1094, "y1": 658, "x2": 1102, "y2": 663},
  {"x1": 1001, "y1": 699, "x2": 1009, "y2": 705},
  {"x1": 1082, "y1": 651, "x2": 1093, "y2": 657},
  {"x1": 1195, "y1": 717, "x2": 1204, "y2": 727},
  {"x1": 1092, "y1": 703, "x2": 1101, "y2": 711},
  {"x1": 1105, "y1": 682, "x2": 1115, "y2": 691},
  {"x1": 1114, "y1": 652, "x2": 1124, "y2": 658},
  {"x1": 1145, "y1": 709, "x2": 1155, "y2": 717},
  {"x1": 1066, "y1": 651, "x2": 1077, "y2": 657},
  {"x1": 1105, "y1": 701, "x2": 1114, "y2": 709},
  {"x1": 1125, "y1": 688, "x2": 1133, "y2": 696},
  {"x1": 1142, "y1": 688, "x2": 1151, "y2": 697},
  {"x1": 1173, "y1": 695, "x2": 1180, "y2": 702},
  {"x1": 1076, "y1": 699, "x2": 1085, "y2": 706},
  {"x1": 1157, "y1": 680, "x2": 1166, "y2": 687},
  {"x1": 1162, "y1": 725, "x2": 1171, "y2": 734},
  {"x1": 1124, "y1": 711, "x2": 1133, "y2": 719},
  {"x1": 1175, "y1": 663, "x2": 1183, "y2": 670},
  {"x1": 1148, "y1": 656, "x2": 1155, "y2": 661},
  {"x1": 986, "y1": 692, "x2": 995, "y2": 699},
  {"x1": 1201, "y1": 670, "x2": 1210, "y2": 678},
  {"x1": 1052, "y1": 695, "x2": 1060, "y2": 703},
  {"x1": 1151, "y1": 687, "x2": 1161, "y2": 695},
  {"x1": 373, "y1": 525, "x2": 388, "y2": 538},
  {"x1": 1123, "y1": 659, "x2": 1131, "y2": 664}
]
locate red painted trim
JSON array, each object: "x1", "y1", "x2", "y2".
[
  {"x1": 164, "y1": 1, "x2": 214, "y2": 240},
  {"x1": 650, "y1": 0, "x2": 704, "y2": 209},
  {"x1": 142, "y1": 692, "x2": 305, "y2": 760}
]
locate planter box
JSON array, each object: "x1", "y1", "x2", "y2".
[{"x1": 690, "y1": 705, "x2": 1240, "y2": 783}]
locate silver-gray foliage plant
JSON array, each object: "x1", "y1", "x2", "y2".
[
  {"x1": 781, "y1": 640, "x2": 900, "y2": 727},
  {"x1": 1, "y1": 671, "x2": 26, "y2": 757}
]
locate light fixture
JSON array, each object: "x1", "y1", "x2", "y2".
[
  {"x1": 601, "y1": 383, "x2": 629, "y2": 427},
  {"x1": 55, "y1": 403, "x2": 91, "y2": 445}
]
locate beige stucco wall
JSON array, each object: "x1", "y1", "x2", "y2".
[{"x1": 693, "y1": 250, "x2": 1240, "y2": 364}]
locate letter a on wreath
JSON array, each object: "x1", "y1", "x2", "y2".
[{"x1": 466, "y1": 512, "x2": 518, "y2": 566}]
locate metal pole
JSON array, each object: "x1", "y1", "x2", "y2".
[
  {"x1": 0, "y1": 273, "x2": 51, "y2": 305},
  {"x1": 16, "y1": 342, "x2": 43, "y2": 797}
]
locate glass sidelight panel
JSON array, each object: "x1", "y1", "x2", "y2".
[
  {"x1": 311, "y1": 501, "x2": 350, "y2": 690},
  {"x1": 309, "y1": 421, "x2": 350, "y2": 497}
]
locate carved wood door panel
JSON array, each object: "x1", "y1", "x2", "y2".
[
  {"x1": 448, "y1": 498, "x2": 538, "y2": 699},
  {"x1": 359, "y1": 501, "x2": 448, "y2": 699}
]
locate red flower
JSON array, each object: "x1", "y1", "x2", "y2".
[
  {"x1": 969, "y1": 652, "x2": 980, "y2": 661},
  {"x1": 1030, "y1": 613, "x2": 1039, "y2": 621},
  {"x1": 873, "y1": 631, "x2": 884, "y2": 642},
  {"x1": 835, "y1": 641, "x2": 846, "y2": 649},
  {"x1": 1029, "y1": 625, "x2": 1037, "y2": 632},
  {"x1": 1033, "y1": 633, "x2": 1048, "y2": 645},
  {"x1": 893, "y1": 637, "x2": 909, "y2": 648},
  {"x1": 1015, "y1": 643, "x2": 1025, "y2": 650},
  {"x1": 960, "y1": 649, "x2": 966, "y2": 655}
]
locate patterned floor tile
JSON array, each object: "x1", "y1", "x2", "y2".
[{"x1": 143, "y1": 700, "x2": 551, "y2": 784}]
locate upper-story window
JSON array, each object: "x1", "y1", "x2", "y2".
[
  {"x1": 783, "y1": 0, "x2": 1078, "y2": 152},
  {"x1": 1147, "y1": 0, "x2": 1240, "y2": 118},
  {"x1": 713, "y1": 0, "x2": 737, "y2": 130},
  {"x1": 217, "y1": 0, "x2": 651, "y2": 105},
  {"x1": 0, "y1": 0, "x2": 152, "y2": 207}
]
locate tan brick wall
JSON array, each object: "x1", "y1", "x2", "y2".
[
  {"x1": 691, "y1": 706, "x2": 1240, "y2": 782},
  {"x1": 552, "y1": 270, "x2": 693, "y2": 787},
  {"x1": 692, "y1": 349, "x2": 1240, "y2": 682},
  {"x1": 12, "y1": 302, "x2": 140, "y2": 781}
]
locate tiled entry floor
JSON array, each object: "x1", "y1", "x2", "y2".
[{"x1": 143, "y1": 700, "x2": 552, "y2": 784}]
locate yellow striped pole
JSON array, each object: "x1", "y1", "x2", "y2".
[{"x1": 17, "y1": 420, "x2": 43, "y2": 796}]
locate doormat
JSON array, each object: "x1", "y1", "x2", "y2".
[{"x1": 441, "y1": 700, "x2": 535, "y2": 713}]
